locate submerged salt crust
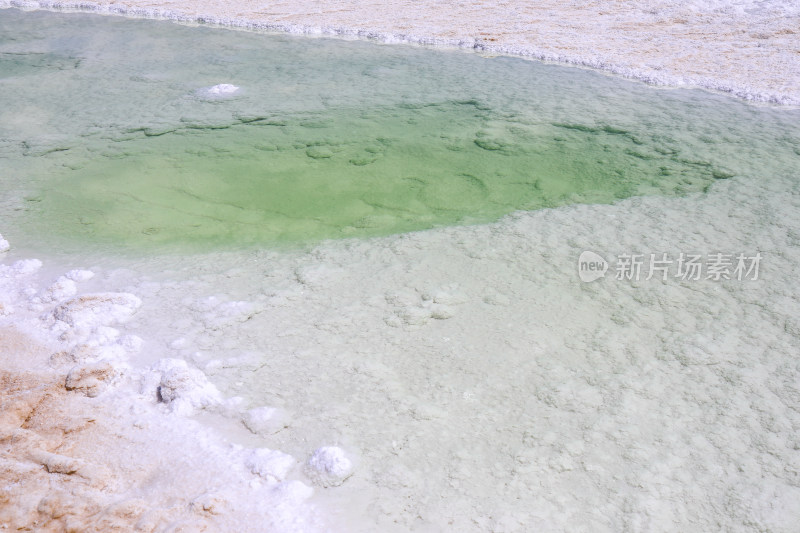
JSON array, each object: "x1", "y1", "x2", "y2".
[
  {"x1": 2, "y1": 0, "x2": 799, "y2": 105},
  {"x1": 1, "y1": 7, "x2": 800, "y2": 533},
  {"x1": 0, "y1": 10, "x2": 792, "y2": 253}
]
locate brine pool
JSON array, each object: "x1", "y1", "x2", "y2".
[{"x1": 2, "y1": 7, "x2": 800, "y2": 532}]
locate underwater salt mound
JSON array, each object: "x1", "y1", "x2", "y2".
[{"x1": 197, "y1": 83, "x2": 241, "y2": 99}]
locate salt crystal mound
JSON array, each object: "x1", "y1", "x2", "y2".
[
  {"x1": 196, "y1": 83, "x2": 241, "y2": 99},
  {"x1": 0, "y1": 246, "x2": 327, "y2": 531},
  {"x1": 2, "y1": 10, "x2": 798, "y2": 253},
  {"x1": 242, "y1": 405, "x2": 289, "y2": 435},
  {"x1": 245, "y1": 448, "x2": 297, "y2": 483},
  {"x1": 305, "y1": 446, "x2": 354, "y2": 487},
  {"x1": 147, "y1": 358, "x2": 223, "y2": 415},
  {"x1": 1, "y1": 0, "x2": 798, "y2": 106}
]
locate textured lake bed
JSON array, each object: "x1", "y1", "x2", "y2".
[{"x1": 1, "y1": 6, "x2": 800, "y2": 532}]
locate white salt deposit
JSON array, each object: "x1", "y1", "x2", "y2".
[
  {"x1": 197, "y1": 83, "x2": 241, "y2": 99},
  {"x1": 0, "y1": 237, "x2": 328, "y2": 531},
  {"x1": 2, "y1": 156, "x2": 800, "y2": 531},
  {"x1": 149, "y1": 358, "x2": 223, "y2": 415},
  {"x1": 0, "y1": 2, "x2": 799, "y2": 531},
  {"x1": 305, "y1": 446, "x2": 354, "y2": 488},
  {"x1": 16, "y1": 165, "x2": 789, "y2": 531},
  {"x1": 2, "y1": 0, "x2": 799, "y2": 104},
  {"x1": 246, "y1": 447, "x2": 297, "y2": 483},
  {"x1": 243, "y1": 406, "x2": 289, "y2": 435}
]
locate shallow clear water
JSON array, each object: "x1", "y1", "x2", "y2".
[
  {"x1": 2, "y1": 9, "x2": 797, "y2": 254},
  {"x1": 3, "y1": 9, "x2": 800, "y2": 533}
]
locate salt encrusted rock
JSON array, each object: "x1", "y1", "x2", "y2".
[
  {"x1": 29, "y1": 449, "x2": 84, "y2": 475},
  {"x1": 65, "y1": 362, "x2": 117, "y2": 397},
  {"x1": 153, "y1": 359, "x2": 222, "y2": 416},
  {"x1": 0, "y1": 258, "x2": 41, "y2": 277},
  {"x1": 305, "y1": 446, "x2": 354, "y2": 487},
  {"x1": 65, "y1": 269, "x2": 95, "y2": 282},
  {"x1": 52, "y1": 292, "x2": 142, "y2": 328},
  {"x1": 189, "y1": 492, "x2": 230, "y2": 516},
  {"x1": 245, "y1": 448, "x2": 296, "y2": 483},
  {"x1": 242, "y1": 406, "x2": 288, "y2": 435},
  {"x1": 39, "y1": 276, "x2": 78, "y2": 303}
]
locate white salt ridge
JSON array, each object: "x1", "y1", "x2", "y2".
[
  {"x1": 2, "y1": 0, "x2": 798, "y2": 105},
  {"x1": 50, "y1": 292, "x2": 142, "y2": 328}
]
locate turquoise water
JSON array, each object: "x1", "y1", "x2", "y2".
[{"x1": 0, "y1": 9, "x2": 798, "y2": 253}]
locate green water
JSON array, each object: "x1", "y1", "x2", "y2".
[{"x1": 1, "y1": 9, "x2": 798, "y2": 252}]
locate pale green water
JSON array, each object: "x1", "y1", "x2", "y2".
[{"x1": 0, "y1": 9, "x2": 798, "y2": 253}]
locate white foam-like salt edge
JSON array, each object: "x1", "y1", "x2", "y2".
[
  {"x1": 0, "y1": 246, "x2": 326, "y2": 530},
  {"x1": 1, "y1": 0, "x2": 798, "y2": 106}
]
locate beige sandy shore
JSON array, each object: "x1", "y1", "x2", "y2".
[{"x1": 6, "y1": 0, "x2": 800, "y2": 104}]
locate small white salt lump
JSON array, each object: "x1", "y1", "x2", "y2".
[
  {"x1": 39, "y1": 276, "x2": 77, "y2": 303},
  {"x1": 305, "y1": 446, "x2": 354, "y2": 487},
  {"x1": 197, "y1": 83, "x2": 240, "y2": 99},
  {"x1": 246, "y1": 448, "x2": 296, "y2": 483},
  {"x1": 65, "y1": 269, "x2": 94, "y2": 282},
  {"x1": 0, "y1": 233, "x2": 9, "y2": 253},
  {"x1": 242, "y1": 406, "x2": 288, "y2": 435},
  {"x1": 208, "y1": 83, "x2": 239, "y2": 95},
  {"x1": 271, "y1": 480, "x2": 314, "y2": 503},
  {"x1": 154, "y1": 359, "x2": 222, "y2": 415}
]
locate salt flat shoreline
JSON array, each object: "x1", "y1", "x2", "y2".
[
  {"x1": 2, "y1": 3, "x2": 800, "y2": 532},
  {"x1": 2, "y1": 0, "x2": 799, "y2": 106}
]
